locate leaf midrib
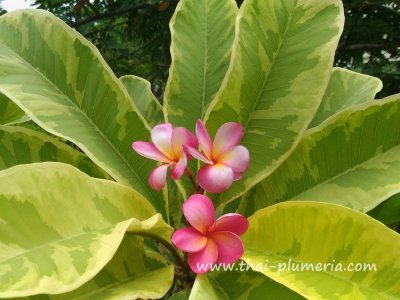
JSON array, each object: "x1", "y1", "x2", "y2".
[
  {"x1": 243, "y1": 2, "x2": 296, "y2": 132},
  {"x1": 1, "y1": 42, "x2": 153, "y2": 203},
  {"x1": 200, "y1": 0, "x2": 209, "y2": 120}
]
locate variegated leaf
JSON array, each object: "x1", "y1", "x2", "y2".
[
  {"x1": 243, "y1": 201, "x2": 400, "y2": 299},
  {"x1": 190, "y1": 267, "x2": 303, "y2": 300},
  {"x1": 20, "y1": 237, "x2": 174, "y2": 300},
  {"x1": 309, "y1": 67, "x2": 382, "y2": 128},
  {"x1": 0, "y1": 10, "x2": 168, "y2": 218},
  {"x1": 205, "y1": 0, "x2": 344, "y2": 205},
  {"x1": 120, "y1": 75, "x2": 164, "y2": 127},
  {"x1": 239, "y1": 94, "x2": 400, "y2": 215},
  {"x1": 164, "y1": 0, "x2": 237, "y2": 130},
  {"x1": 0, "y1": 163, "x2": 174, "y2": 297},
  {"x1": 0, "y1": 125, "x2": 108, "y2": 178},
  {"x1": 0, "y1": 92, "x2": 25, "y2": 124}
]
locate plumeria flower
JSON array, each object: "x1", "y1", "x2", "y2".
[
  {"x1": 132, "y1": 123, "x2": 198, "y2": 191},
  {"x1": 185, "y1": 120, "x2": 250, "y2": 193},
  {"x1": 172, "y1": 194, "x2": 249, "y2": 274}
]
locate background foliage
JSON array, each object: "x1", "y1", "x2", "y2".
[{"x1": 1, "y1": 0, "x2": 397, "y2": 98}]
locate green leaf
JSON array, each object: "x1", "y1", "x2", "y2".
[
  {"x1": 0, "y1": 10, "x2": 168, "y2": 218},
  {"x1": 0, "y1": 162, "x2": 174, "y2": 297},
  {"x1": 120, "y1": 75, "x2": 164, "y2": 127},
  {"x1": 240, "y1": 94, "x2": 400, "y2": 215},
  {"x1": 189, "y1": 267, "x2": 303, "y2": 300},
  {"x1": 164, "y1": 0, "x2": 238, "y2": 130},
  {"x1": 368, "y1": 194, "x2": 400, "y2": 226},
  {"x1": 205, "y1": 0, "x2": 344, "y2": 205},
  {"x1": 0, "y1": 92, "x2": 25, "y2": 124},
  {"x1": 0, "y1": 125, "x2": 108, "y2": 178},
  {"x1": 20, "y1": 236, "x2": 174, "y2": 300},
  {"x1": 242, "y1": 201, "x2": 400, "y2": 299},
  {"x1": 309, "y1": 67, "x2": 382, "y2": 128}
]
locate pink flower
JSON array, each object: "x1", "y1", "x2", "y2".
[
  {"x1": 185, "y1": 120, "x2": 250, "y2": 193},
  {"x1": 132, "y1": 123, "x2": 198, "y2": 191},
  {"x1": 172, "y1": 194, "x2": 249, "y2": 274}
]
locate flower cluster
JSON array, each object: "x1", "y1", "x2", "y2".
[
  {"x1": 132, "y1": 123, "x2": 198, "y2": 191},
  {"x1": 132, "y1": 120, "x2": 249, "y2": 193},
  {"x1": 132, "y1": 120, "x2": 250, "y2": 274}
]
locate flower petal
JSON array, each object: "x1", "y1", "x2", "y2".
[
  {"x1": 188, "y1": 239, "x2": 218, "y2": 274},
  {"x1": 172, "y1": 127, "x2": 198, "y2": 158},
  {"x1": 132, "y1": 141, "x2": 169, "y2": 163},
  {"x1": 197, "y1": 164, "x2": 234, "y2": 193},
  {"x1": 211, "y1": 213, "x2": 249, "y2": 236},
  {"x1": 171, "y1": 227, "x2": 207, "y2": 253},
  {"x1": 211, "y1": 231, "x2": 244, "y2": 265},
  {"x1": 171, "y1": 153, "x2": 187, "y2": 180},
  {"x1": 151, "y1": 123, "x2": 175, "y2": 159},
  {"x1": 218, "y1": 145, "x2": 249, "y2": 173},
  {"x1": 184, "y1": 145, "x2": 213, "y2": 164},
  {"x1": 233, "y1": 171, "x2": 243, "y2": 181},
  {"x1": 183, "y1": 194, "x2": 215, "y2": 234},
  {"x1": 196, "y1": 120, "x2": 213, "y2": 160},
  {"x1": 212, "y1": 122, "x2": 244, "y2": 158},
  {"x1": 148, "y1": 164, "x2": 169, "y2": 191}
]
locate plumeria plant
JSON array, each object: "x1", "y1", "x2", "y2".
[{"x1": 0, "y1": 0, "x2": 399, "y2": 299}]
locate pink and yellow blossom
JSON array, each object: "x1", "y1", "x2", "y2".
[
  {"x1": 185, "y1": 120, "x2": 250, "y2": 193},
  {"x1": 171, "y1": 194, "x2": 249, "y2": 274},
  {"x1": 132, "y1": 123, "x2": 198, "y2": 191}
]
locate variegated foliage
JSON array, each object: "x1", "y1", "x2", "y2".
[
  {"x1": 0, "y1": 93, "x2": 25, "y2": 124},
  {"x1": 239, "y1": 94, "x2": 400, "y2": 215},
  {"x1": 19, "y1": 238, "x2": 174, "y2": 300},
  {"x1": 0, "y1": 125, "x2": 108, "y2": 178},
  {"x1": 205, "y1": 0, "x2": 344, "y2": 206},
  {"x1": 120, "y1": 75, "x2": 164, "y2": 127},
  {"x1": 190, "y1": 267, "x2": 304, "y2": 299},
  {"x1": 0, "y1": 163, "x2": 174, "y2": 298},
  {"x1": 309, "y1": 67, "x2": 383, "y2": 128},
  {"x1": 242, "y1": 202, "x2": 400, "y2": 299},
  {"x1": 0, "y1": 0, "x2": 399, "y2": 299},
  {"x1": 0, "y1": 9, "x2": 168, "y2": 218},
  {"x1": 164, "y1": 0, "x2": 238, "y2": 131}
]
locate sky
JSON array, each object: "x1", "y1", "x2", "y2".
[{"x1": 1, "y1": 0, "x2": 36, "y2": 12}]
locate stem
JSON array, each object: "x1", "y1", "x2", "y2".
[
  {"x1": 69, "y1": 2, "x2": 151, "y2": 28},
  {"x1": 128, "y1": 232, "x2": 189, "y2": 273},
  {"x1": 162, "y1": 240, "x2": 189, "y2": 272},
  {"x1": 185, "y1": 168, "x2": 198, "y2": 193},
  {"x1": 185, "y1": 168, "x2": 206, "y2": 194}
]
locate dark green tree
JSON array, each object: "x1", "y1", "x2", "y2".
[{"x1": 337, "y1": 0, "x2": 399, "y2": 97}]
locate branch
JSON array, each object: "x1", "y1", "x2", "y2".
[
  {"x1": 69, "y1": 2, "x2": 152, "y2": 28},
  {"x1": 338, "y1": 4, "x2": 366, "y2": 50},
  {"x1": 337, "y1": 43, "x2": 398, "y2": 53}
]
